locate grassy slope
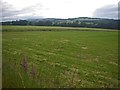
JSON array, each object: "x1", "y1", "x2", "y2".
[{"x1": 2, "y1": 26, "x2": 118, "y2": 88}]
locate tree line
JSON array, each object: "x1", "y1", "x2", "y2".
[{"x1": 2, "y1": 18, "x2": 119, "y2": 30}]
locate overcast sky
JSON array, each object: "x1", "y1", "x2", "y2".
[{"x1": 1, "y1": 0, "x2": 119, "y2": 21}]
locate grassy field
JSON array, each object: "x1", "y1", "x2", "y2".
[
  {"x1": 2, "y1": 26, "x2": 118, "y2": 88},
  {"x1": 2, "y1": 26, "x2": 117, "y2": 32}
]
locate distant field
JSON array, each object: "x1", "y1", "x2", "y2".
[
  {"x1": 2, "y1": 26, "x2": 118, "y2": 88},
  {"x1": 2, "y1": 26, "x2": 118, "y2": 32}
]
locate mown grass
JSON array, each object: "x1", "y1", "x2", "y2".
[{"x1": 2, "y1": 26, "x2": 118, "y2": 88}]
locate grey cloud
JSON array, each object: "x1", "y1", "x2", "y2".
[
  {"x1": 1, "y1": 1, "x2": 18, "y2": 18},
  {"x1": 0, "y1": 1, "x2": 44, "y2": 21},
  {"x1": 19, "y1": 3, "x2": 44, "y2": 14},
  {"x1": 2, "y1": 15, "x2": 44, "y2": 21},
  {"x1": 93, "y1": 4, "x2": 118, "y2": 19}
]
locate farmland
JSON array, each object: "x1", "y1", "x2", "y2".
[{"x1": 2, "y1": 26, "x2": 118, "y2": 88}]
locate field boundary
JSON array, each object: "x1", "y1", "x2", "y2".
[{"x1": 2, "y1": 26, "x2": 118, "y2": 32}]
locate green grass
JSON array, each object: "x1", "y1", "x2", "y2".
[
  {"x1": 2, "y1": 25, "x2": 118, "y2": 32},
  {"x1": 2, "y1": 26, "x2": 118, "y2": 88}
]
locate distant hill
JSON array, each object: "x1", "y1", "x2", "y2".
[{"x1": 1, "y1": 17, "x2": 119, "y2": 30}]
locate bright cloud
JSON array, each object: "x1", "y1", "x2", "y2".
[{"x1": 1, "y1": 0, "x2": 119, "y2": 21}]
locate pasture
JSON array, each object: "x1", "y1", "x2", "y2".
[{"x1": 2, "y1": 26, "x2": 118, "y2": 88}]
